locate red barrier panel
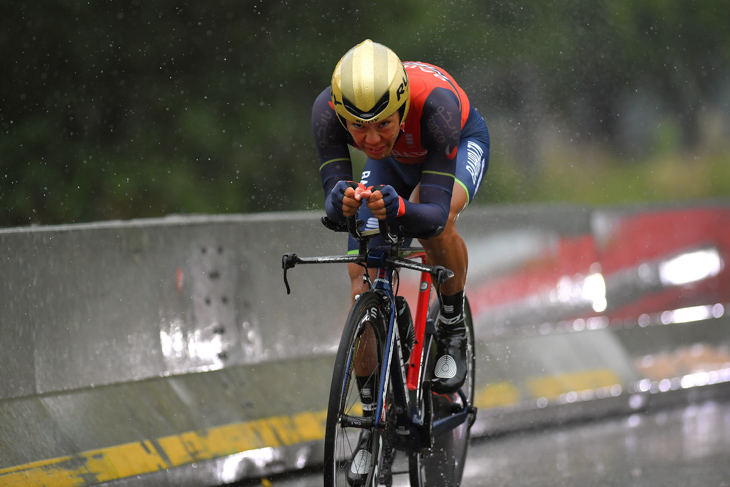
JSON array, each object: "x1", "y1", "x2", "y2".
[{"x1": 467, "y1": 207, "x2": 730, "y2": 330}]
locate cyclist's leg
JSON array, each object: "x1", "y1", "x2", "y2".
[
  {"x1": 416, "y1": 183, "x2": 469, "y2": 295},
  {"x1": 418, "y1": 133, "x2": 489, "y2": 394},
  {"x1": 416, "y1": 190, "x2": 469, "y2": 391},
  {"x1": 346, "y1": 258, "x2": 379, "y2": 441},
  {"x1": 415, "y1": 130, "x2": 489, "y2": 293}
]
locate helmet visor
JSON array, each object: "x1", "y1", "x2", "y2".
[{"x1": 342, "y1": 91, "x2": 390, "y2": 122}]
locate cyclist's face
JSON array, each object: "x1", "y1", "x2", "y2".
[{"x1": 346, "y1": 112, "x2": 401, "y2": 160}]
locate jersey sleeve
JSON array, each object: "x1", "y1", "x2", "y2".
[
  {"x1": 392, "y1": 87, "x2": 461, "y2": 238},
  {"x1": 311, "y1": 88, "x2": 353, "y2": 197}
]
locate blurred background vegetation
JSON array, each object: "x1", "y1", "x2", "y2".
[{"x1": 1, "y1": 0, "x2": 729, "y2": 227}]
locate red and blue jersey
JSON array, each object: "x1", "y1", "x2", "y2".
[
  {"x1": 312, "y1": 60, "x2": 487, "y2": 238},
  {"x1": 389, "y1": 62, "x2": 471, "y2": 164}
]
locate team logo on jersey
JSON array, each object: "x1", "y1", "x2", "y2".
[{"x1": 466, "y1": 141, "x2": 485, "y2": 186}]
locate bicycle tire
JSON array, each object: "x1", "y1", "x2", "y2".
[
  {"x1": 323, "y1": 291, "x2": 390, "y2": 487},
  {"x1": 409, "y1": 296, "x2": 476, "y2": 487}
]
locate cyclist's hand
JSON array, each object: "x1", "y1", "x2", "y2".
[
  {"x1": 330, "y1": 180, "x2": 368, "y2": 218},
  {"x1": 369, "y1": 185, "x2": 405, "y2": 220},
  {"x1": 351, "y1": 183, "x2": 373, "y2": 206}
]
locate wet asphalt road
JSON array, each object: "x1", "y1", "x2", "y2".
[{"x1": 234, "y1": 400, "x2": 730, "y2": 487}]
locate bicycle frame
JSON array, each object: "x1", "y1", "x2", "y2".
[
  {"x1": 367, "y1": 249, "x2": 428, "y2": 448},
  {"x1": 407, "y1": 252, "x2": 433, "y2": 392},
  {"x1": 282, "y1": 217, "x2": 474, "y2": 453}
]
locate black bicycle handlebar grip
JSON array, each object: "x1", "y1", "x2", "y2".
[{"x1": 321, "y1": 216, "x2": 347, "y2": 232}]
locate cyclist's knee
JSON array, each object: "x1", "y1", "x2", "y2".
[
  {"x1": 450, "y1": 183, "x2": 469, "y2": 218},
  {"x1": 419, "y1": 219, "x2": 460, "y2": 250}
]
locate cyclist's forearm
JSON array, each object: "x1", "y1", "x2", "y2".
[
  {"x1": 391, "y1": 192, "x2": 450, "y2": 239},
  {"x1": 312, "y1": 87, "x2": 354, "y2": 199}
]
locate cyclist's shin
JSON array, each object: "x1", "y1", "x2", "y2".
[{"x1": 356, "y1": 375, "x2": 376, "y2": 416}]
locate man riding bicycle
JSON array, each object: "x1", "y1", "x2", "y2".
[{"x1": 312, "y1": 39, "x2": 489, "y2": 484}]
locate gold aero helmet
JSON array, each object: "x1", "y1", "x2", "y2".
[{"x1": 331, "y1": 39, "x2": 410, "y2": 127}]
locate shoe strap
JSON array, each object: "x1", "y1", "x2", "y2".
[{"x1": 438, "y1": 313, "x2": 463, "y2": 326}]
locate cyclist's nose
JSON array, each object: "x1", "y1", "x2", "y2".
[{"x1": 364, "y1": 127, "x2": 381, "y2": 144}]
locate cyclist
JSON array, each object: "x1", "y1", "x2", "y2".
[{"x1": 312, "y1": 39, "x2": 489, "y2": 484}]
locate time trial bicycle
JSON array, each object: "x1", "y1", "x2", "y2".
[{"x1": 282, "y1": 215, "x2": 477, "y2": 486}]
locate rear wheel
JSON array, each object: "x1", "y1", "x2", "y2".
[
  {"x1": 324, "y1": 291, "x2": 389, "y2": 487},
  {"x1": 409, "y1": 296, "x2": 476, "y2": 487}
]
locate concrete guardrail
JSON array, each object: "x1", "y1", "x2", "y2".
[{"x1": 1, "y1": 201, "x2": 729, "y2": 486}]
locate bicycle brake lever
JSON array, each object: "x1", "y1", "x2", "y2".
[{"x1": 282, "y1": 252, "x2": 300, "y2": 294}]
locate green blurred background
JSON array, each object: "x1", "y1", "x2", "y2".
[{"x1": 2, "y1": 1, "x2": 729, "y2": 227}]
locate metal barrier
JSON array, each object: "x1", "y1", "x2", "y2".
[{"x1": 1, "y1": 201, "x2": 729, "y2": 485}]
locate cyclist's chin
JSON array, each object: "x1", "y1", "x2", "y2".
[{"x1": 365, "y1": 147, "x2": 392, "y2": 160}]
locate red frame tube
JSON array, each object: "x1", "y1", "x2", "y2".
[{"x1": 407, "y1": 252, "x2": 432, "y2": 390}]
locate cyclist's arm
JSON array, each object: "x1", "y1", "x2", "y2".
[
  {"x1": 312, "y1": 88, "x2": 357, "y2": 223},
  {"x1": 312, "y1": 88, "x2": 354, "y2": 195},
  {"x1": 390, "y1": 88, "x2": 461, "y2": 239}
]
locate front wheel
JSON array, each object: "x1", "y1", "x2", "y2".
[
  {"x1": 409, "y1": 296, "x2": 476, "y2": 487},
  {"x1": 323, "y1": 291, "x2": 389, "y2": 487}
]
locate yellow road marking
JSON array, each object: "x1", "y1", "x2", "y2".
[
  {"x1": 0, "y1": 369, "x2": 621, "y2": 486},
  {"x1": 0, "y1": 410, "x2": 327, "y2": 487},
  {"x1": 474, "y1": 381, "x2": 521, "y2": 408},
  {"x1": 526, "y1": 368, "x2": 621, "y2": 399}
]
